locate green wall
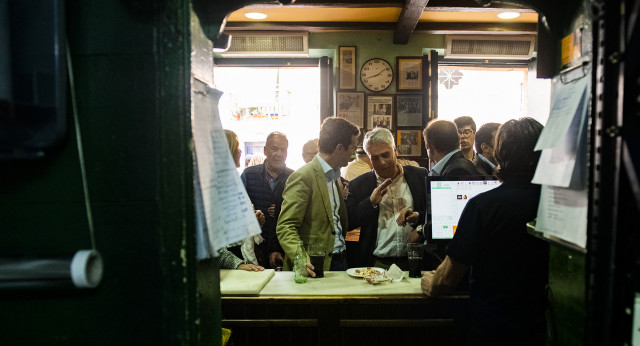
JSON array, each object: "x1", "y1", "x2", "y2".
[
  {"x1": 310, "y1": 31, "x2": 444, "y2": 95},
  {"x1": 0, "y1": 1, "x2": 198, "y2": 345},
  {"x1": 548, "y1": 246, "x2": 586, "y2": 345}
]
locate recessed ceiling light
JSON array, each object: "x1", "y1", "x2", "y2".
[
  {"x1": 245, "y1": 12, "x2": 268, "y2": 20},
  {"x1": 497, "y1": 12, "x2": 521, "y2": 19}
]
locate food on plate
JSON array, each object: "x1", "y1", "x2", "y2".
[
  {"x1": 364, "y1": 275, "x2": 388, "y2": 284},
  {"x1": 354, "y1": 267, "x2": 382, "y2": 277}
]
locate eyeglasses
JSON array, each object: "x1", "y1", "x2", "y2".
[{"x1": 458, "y1": 129, "x2": 475, "y2": 138}]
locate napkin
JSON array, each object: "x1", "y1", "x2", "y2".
[{"x1": 240, "y1": 234, "x2": 264, "y2": 265}]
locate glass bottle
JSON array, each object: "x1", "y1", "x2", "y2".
[{"x1": 293, "y1": 240, "x2": 308, "y2": 284}]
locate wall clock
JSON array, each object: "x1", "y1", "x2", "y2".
[{"x1": 360, "y1": 58, "x2": 393, "y2": 92}]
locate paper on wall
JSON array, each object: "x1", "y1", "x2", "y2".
[
  {"x1": 534, "y1": 76, "x2": 589, "y2": 151},
  {"x1": 535, "y1": 185, "x2": 587, "y2": 249},
  {"x1": 192, "y1": 79, "x2": 262, "y2": 255},
  {"x1": 532, "y1": 76, "x2": 589, "y2": 188}
]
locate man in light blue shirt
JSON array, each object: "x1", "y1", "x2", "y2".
[{"x1": 277, "y1": 117, "x2": 360, "y2": 274}]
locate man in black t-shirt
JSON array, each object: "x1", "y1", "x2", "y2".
[{"x1": 421, "y1": 118, "x2": 549, "y2": 345}]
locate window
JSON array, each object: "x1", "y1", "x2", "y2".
[
  {"x1": 214, "y1": 67, "x2": 321, "y2": 172},
  {"x1": 437, "y1": 66, "x2": 550, "y2": 128}
]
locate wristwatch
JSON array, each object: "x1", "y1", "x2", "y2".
[{"x1": 415, "y1": 225, "x2": 425, "y2": 237}]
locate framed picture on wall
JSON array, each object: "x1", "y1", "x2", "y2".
[
  {"x1": 339, "y1": 46, "x2": 357, "y2": 90},
  {"x1": 396, "y1": 57, "x2": 425, "y2": 92},
  {"x1": 396, "y1": 94, "x2": 423, "y2": 127},
  {"x1": 336, "y1": 91, "x2": 365, "y2": 128},
  {"x1": 366, "y1": 95, "x2": 394, "y2": 130},
  {"x1": 396, "y1": 129, "x2": 422, "y2": 157}
]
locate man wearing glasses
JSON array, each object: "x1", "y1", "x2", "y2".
[{"x1": 454, "y1": 116, "x2": 477, "y2": 162}]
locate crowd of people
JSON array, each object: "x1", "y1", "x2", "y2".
[{"x1": 207, "y1": 115, "x2": 548, "y2": 345}]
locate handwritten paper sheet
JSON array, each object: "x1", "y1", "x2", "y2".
[
  {"x1": 192, "y1": 79, "x2": 261, "y2": 254},
  {"x1": 535, "y1": 185, "x2": 587, "y2": 249}
]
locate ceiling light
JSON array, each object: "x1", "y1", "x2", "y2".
[
  {"x1": 245, "y1": 12, "x2": 268, "y2": 20},
  {"x1": 497, "y1": 12, "x2": 521, "y2": 19}
]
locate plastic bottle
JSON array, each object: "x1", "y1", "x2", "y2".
[{"x1": 293, "y1": 240, "x2": 308, "y2": 284}]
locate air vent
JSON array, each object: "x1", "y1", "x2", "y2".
[
  {"x1": 220, "y1": 32, "x2": 309, "y2": 57},
  {"x1": 445, "y1": 35, "x2": 535, "y2": 60}
]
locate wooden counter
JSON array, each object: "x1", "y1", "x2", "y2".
[{"x1": 221, "y1": 271, "x2": 469, "y2": 346}]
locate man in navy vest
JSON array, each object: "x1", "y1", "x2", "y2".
[{"x1": 241, "y1": 132, "x2": 293, "y2": 268}]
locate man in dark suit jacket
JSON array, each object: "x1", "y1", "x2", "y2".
[
  {"x1": 473, "y1": 122, "x2": 500, "y2": 176},
  {"x1": 423, "y1": 119, "x2": 480, "y2": 177},
  {"x1": 346, "y1": 128, "x2": 429, "y2": 269}
]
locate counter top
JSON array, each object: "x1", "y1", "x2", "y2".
[
  {"x1": 258, "y1": 271, "x2": 424, "y2": 296},
  {"x1": 220, "y1": 269, "x2": 275, "y2": 295}
]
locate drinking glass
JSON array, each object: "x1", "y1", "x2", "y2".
[
  {"x1": 308, "y1": 243, "x2": 326, "y2": 278},
  {"x1": 407, "y1": 243, "x2": 423, "y2": 278}
]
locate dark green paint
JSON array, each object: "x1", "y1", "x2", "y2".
[
  {"x1": 0, "y1": 0, "x2": 198, "y2": 345},
  {"x1": 548, "y1": 245, "x2": 586, "y2": 345}
]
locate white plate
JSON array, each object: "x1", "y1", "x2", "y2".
[{"x1": 346, "y1": 267, "x2": 386, "y2": 278}]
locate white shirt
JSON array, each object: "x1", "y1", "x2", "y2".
[
  {"x1": 373, "y1": 165, "x2": 414, "y2": 258},
  {"x1": 316, "y1": 155, "x2": 346, "y2": 254}
]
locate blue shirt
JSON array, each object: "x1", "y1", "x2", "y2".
[
  {"x1": 316, "y1": 155, "x2": 346, "y2": 254},
  {"x1": 477, "y1": 153, "x2": 496, "y2": 170},
  {"x1": 240, "y1": 159, "x2": 282, "y2": 191},
  {"x1": 429, "y1": 149, "x2": 461, "y2": 176}
]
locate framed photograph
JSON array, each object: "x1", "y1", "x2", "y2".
[
  {"x1": 339, "y1": 46, "x2": 357, "y2": 90},
  {"x1": 396, "y1": 94, "x2": 423, "y2": 127},
  {"x1": 336, "y1": 91, "x2": 365, "y2": 128},
  {"x1": 396, "y1": 57, "x2": 425, "y2": 92},
  {"x1": 396, "y1": 129, "x2": 422, "y2": 157},
  {"x1": 366, "y1": 95, "x2": 394, "y2": 130}
]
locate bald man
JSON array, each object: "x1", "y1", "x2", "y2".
[
  {"x1": 302, "y1": 138, "x2": 319, "y2": 163},
  {"x1": 423, "y1": 119, "x2": 480, "y2": 177}
]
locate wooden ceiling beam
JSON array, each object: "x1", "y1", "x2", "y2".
[
  {"x1": 223, "y1": 21, "x2": 537, "y2": 35},
  {"x1": 394, "y1": 0, "x2": 430, "y2": 44}
]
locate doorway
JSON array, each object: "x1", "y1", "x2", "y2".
[{"x1": 213, "y1": 66, "x2": 321, "y2": 172}]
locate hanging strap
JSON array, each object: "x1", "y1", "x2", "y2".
[{"x1": 66, "y1": 42, "x2": 97, "y2": 250}]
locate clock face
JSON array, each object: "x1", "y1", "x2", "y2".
[{"x1": 360, "y1": 58, "x2": 393, "y2": 92}]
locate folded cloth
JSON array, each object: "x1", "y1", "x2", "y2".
[{"x1": 240, "y1": 234, "x2": 264, "y2": 265}]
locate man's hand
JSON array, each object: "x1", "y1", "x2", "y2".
[
  {"x1": 269, "y1": 252, "x2": 284, "y2": 269},
  {"x1": 255, "y1": 210, "x2": 265, "y2": 227},
  {"x1": 421, "y1": 271, "x2": 435, "y2": 296},
  {"x1": 370, "y1": 178, "x2": 392, "y2": 207},
  {"x1": 396, "y1": 208, "x2": 418, "y2": 226},
  {"x1": 237, "y1": 263, "x2": 265, "y2": 272},
  {"x1": 267, "y1": 204, "x2": 275, "y2": 218},
  {"x1": 306, "y1": 261, "x2": 317, "y2": 278},
  {"x1": 421, "y1": 256, "x2": 468, "y2": 297},
  {"x1": 407, "y1": 229, "x2": 422, "y2": 243}
]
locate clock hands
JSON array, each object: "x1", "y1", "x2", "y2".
[{"x1": 364, "y1": 68, "x2": 385, "y2": 83}]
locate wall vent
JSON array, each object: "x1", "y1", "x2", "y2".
[
  {"x1": 220, "y1": 32, "x2": 309, "y2": 57},
  {"x1": 445, "y1": 35, "x2": 535, "y2": 60}
]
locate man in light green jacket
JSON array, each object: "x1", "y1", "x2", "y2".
[{"x1": 276, "y1": 117, "x2": 359, "y2": 274}]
